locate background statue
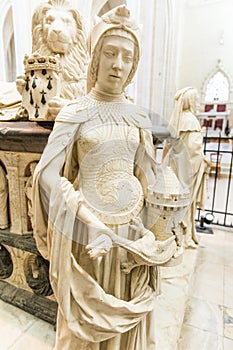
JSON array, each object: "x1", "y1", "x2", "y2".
[
  {"x1": 25, "y1": 161, "x2": 38, "y2": 230},
  {"x1": 0, "y1": 165, "x2": 9, "y2": 230},
  {"x1": 16, "y1": 0, "x2": 89, "y2": 119},
  {"x1": 162, "y1": 87, "x2": 211, "y2": 248},
  {"x1": 32, "y1": 5, "x2": 180, "y2": 349},
  {"x1": 24, "y1": 254, "x2": 53, "y2": 296}
]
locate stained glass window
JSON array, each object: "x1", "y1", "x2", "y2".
[{"x1": 205, "y1": 72, "x2": 229, "y2": 102}]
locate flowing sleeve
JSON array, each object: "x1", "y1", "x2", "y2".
[
  {"x1": 32, "y1": 101, "x2": 88, "y2": 259},
  {"x1": 181, "y1": 131, "x2": 204, "y2": 174},
  {"x1": 32, "y1": 120, "x2": 81, "y2": 260}
]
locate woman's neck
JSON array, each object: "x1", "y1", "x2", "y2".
[{"x1": 90, "y1": 87, "x2": 125, "y2": 102}]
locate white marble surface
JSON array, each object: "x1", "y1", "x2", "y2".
[
  {"x1": 224, "y1": 337, "x2": 233, "y2": 350},
  {"x1": 0, "y1": 300, "x2": 55, "y2": 350},
  {"x1": 179, "y1": 227, "x2": 233, "y2": 350},
  {"x1": 188, "y1": 258, "x2": 224, "y2": 305},
  {"x1": 224, "y1": 261, "x2": 233, "y2": 310},
  {"x1": 178, "y1": 325, "x2": 223, "y2": 350},
  {"x1": 223, "y1": 307, "x2": 233, "y2": 340},
  {"x1": 182, "y1": 297, "x2": 223, "y2": 335},
  {"x1": 154, "y1": 249, "x2": 198, "y2": 350}
]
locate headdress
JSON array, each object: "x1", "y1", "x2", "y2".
[
  {"x1": 48, "y1": 0, "x2": 69, "y2": 6},
  {"x1": 168, "y1": 87, "x2": 200, "y2": 138},
  {"x1": 87, "y1": 5, "x2": 142, "y2": 91}
]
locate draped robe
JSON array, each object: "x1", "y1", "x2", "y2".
[{"x1": 32, "y1": 91, "x2": 177, "y2": 349}]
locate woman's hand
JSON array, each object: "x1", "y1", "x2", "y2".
[
  {"x1": 129, "y1": 217, "x2": 148, "y2": 237},
  {"x1": 86, "y1": 234, "x2": 113, "y2": 259}
]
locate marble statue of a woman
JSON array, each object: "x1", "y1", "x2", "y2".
[
  {"x1": 162, "y1": 87, "x2": 211, "y2": 248},
  {"x1": 32, "y1": 6, "x2": 179, "y2": 349}
]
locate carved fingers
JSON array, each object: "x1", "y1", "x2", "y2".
[
  {"x1": 129, "y1": 217, "x2": 147, "y2": 236},
  {"x1": 86, "y1": 234, "x2": 113, "y2": 260}
]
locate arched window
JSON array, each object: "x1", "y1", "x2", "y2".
[{"x1": 205, "y1": 71, "x2": 229, "y2": 102}]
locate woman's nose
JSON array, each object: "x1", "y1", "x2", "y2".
[{"x1": 112, "y1": 54, "x2": 123, "y2": 70}]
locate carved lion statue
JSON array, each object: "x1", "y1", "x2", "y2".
[
  {"x1": 16, "y1": 0, "x2": 89, "y2": 119},
  {"x1": 31, "y1": 0, "x2": 89, "y2": 100}
]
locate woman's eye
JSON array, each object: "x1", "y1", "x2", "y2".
[
  {"x1": 124, "y1": 56, "x2": 133, "y2": 63},
  {"x1": 104, "y1": 51, "x2": 115, "y2": 57}
]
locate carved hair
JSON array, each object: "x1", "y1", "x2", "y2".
[{"x1": 31, "y1": 1, "x2": 89, "y2": 99}]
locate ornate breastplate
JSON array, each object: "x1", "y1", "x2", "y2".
[{"x1": 77, "y1": 122, "x2": 144, "y2": 225}]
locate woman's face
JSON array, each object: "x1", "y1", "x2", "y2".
[{"x1": 95, "y1": 35, "x2": 134, "y2": 94}]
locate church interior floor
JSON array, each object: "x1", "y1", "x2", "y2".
[
  {"x1": 0, "y1": 226, "x2": 233, "y2": 350},
  {"x1": 178, "y1": 226, "x2": 233, "y2": 350}
]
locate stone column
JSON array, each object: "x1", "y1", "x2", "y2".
[
  {"x1": 127, "y1": 0, "x2": 178, "y2": 120},
  {"x1": 0, "y1": 1, "x2": 13, "y2": 80},
  {"x1": 11, "y1": 0, "x2": 39, "y2": 76}
]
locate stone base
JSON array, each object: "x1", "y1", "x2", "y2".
[
  {"x1": 0, "y1": 280, "x2": 57, "y2": 325},
  {"x1": 0, "y1": 229, "x2": 57, "y2": 325}
]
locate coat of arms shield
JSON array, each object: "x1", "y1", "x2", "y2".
[{"x1": 22, "y1": 53, "x2": 61, "y2": 121}]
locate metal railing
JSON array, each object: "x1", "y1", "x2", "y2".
[
  {"x1": 200, "y1": 132, "x2": 233, "y2": 227},
  {"x1": 155, "y1": 131, "x2": 233, "y2": 228}
]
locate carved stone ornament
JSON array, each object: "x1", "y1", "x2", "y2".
[
  {"x1": 146, "y1": 166, "x2": 190, "y2": 242},
  {"x1": 21, "y1": 53, "x2": 61, "y2": 121},
  {"x1": 30, "y1": 0, "x2": 89, "y2": 109},
  {"x1": 144, "y1": 166, "x2": 190, "y2": 265},
  {"x1": 25, "y1": 161, "x2": 38, "y2": 231},
  {"x1": 0, "y1": 150, "x2": 42, "y2": 235},
  {"x1": 24, "y1": 254, "x2": 53, "y2": 296},
  {"x1": 0, "y1": 164, "x2": 9, "y2": 229},
  {"x1": 0, "y1": 244, "x2": 13, "y2": 279}
]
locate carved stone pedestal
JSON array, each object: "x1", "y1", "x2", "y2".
[{"x1": 0, "y1": 121, "x2": 57, "y2": 324}]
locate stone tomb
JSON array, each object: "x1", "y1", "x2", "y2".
[{"x1": 0, "y1": 121, "x2": 57, "y2": 324}]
